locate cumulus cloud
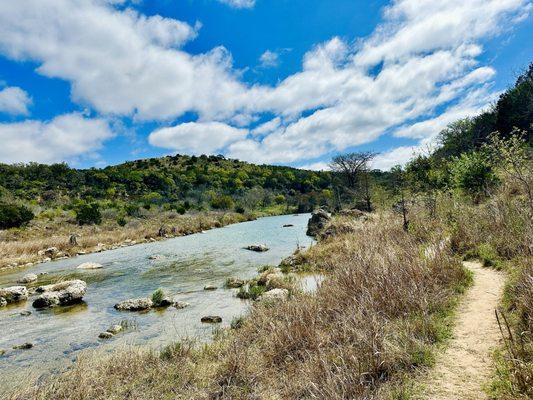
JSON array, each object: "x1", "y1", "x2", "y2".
[
  {"x1": 149, "y1": 121, "x2": 248, "y2": 154},
  {"x1": 0, "y1": 113, "x2": 114, "y2": 164},
  {"x1": 0, "y1": 86, "x2": 32, "y2": 115}
]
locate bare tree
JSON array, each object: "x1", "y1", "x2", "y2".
[{"x1": 329, "y1": 151, "x2": 377, "y2": 211}]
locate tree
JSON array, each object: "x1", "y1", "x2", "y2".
[
  {"x1": 0, "y1": 203, "x2": 34, "y2": 229},
  {"x1": 329, "y1": 151, "x2": 377, "y2": 211}
]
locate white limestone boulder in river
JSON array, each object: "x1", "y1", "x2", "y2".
[
  {"x1": 17, "y1": 273, "x2": 38, "y2": 284},
  {"x1": 114, "y1": 298, "x2": 153, "y2": 311},
  {"x1": 0, "y1": 286, "x2": 29, "y2": 304},
  {"x1": 32, "y1": 280, "x2": 87, "y2": 308},
  {"x1": 76, "y1": 262, "x2": 103, "y2": 270}
]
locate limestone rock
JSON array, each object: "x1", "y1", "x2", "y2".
[
  {"x1": 0, "y1": 286, "x2": 28, "y2": 304},
  {"x1": 258, "y1": 288, "x2": 289, "y2": 303},
  {"x1": 201, "y1": 315, "x2": 222, "y2": 323},
  {"x1": 17, "y1": 273, "x2": 38, "y2": 284},
  {"x1": 76, "y1": 262, "x2": 103, "y2": 270},
  {"x1": 245, "y1": 244, "x2": 269, "y2": 252},
  {"x1": 114, "y1": 298, "x2": 153, "y2": 311},
  {"x1": 33, "y1": 280, "x2": 86, "y2": 308},
  {"x1": 306, "y1": 209, "x2": 331, "y2": 237}
]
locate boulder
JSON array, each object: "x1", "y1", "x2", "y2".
[
  {"x1": 201, "y1": 315, "x2": 222, "y2": 323},
  {"x1": 106, "y1": 324, "x2": 123, "y2": 334},
  {"x1": 17, "y1": 273, "x2": 38, "y2": 284},
  {"x1": 257, "y1": 268, "x2": 283, "y2": 287},
  {"x1": 98, "y1": 332, "x2": 114, "y2": 339},
  {"x1": 204, "y1": 285, "x2": 218, "y2": 291},
  {"x1": 33, "y1": 280, "x2": 86, "y2": 308},
  {"x1": 245, "y1": 244, "x2": 269, "y2": 252},
  {"x1": 258, "y1": 288, "x2": 289, "y2": 303},
  {"x1": 0, "y1": 349, "x2": 5, "y2": 356},
  {"x1": 76, "y1": 262, "x2": 103, "y2": 270},
  {"x1": 38, "y1": 247, "x2": 59, "y2": 258},
  {"x1": 114, "y1": 298, "x2": 153, "y2": 311},
  {"x1": 20, "y1": 311, "x2": 32, "y2": 316},
  {"x1": 306, "y1": 209, "x2": 331, "y2": 237},
  {"x1": 0, "y1": 286, "x2": 28, "y2": 304},
  {"x1": 225, "y1": 278, "x2": 245, "y2": 288},
  {"x1": 13, "y1": 342, "x2": 33, "y2": 350},
  {"x1": 173, "y1": 301, "x2": 190, "y2": 309},
  {"x1": 283, "y1": 224, "x2": 294, "y2": 227},
  {"x1": 0, "y1": 297, "x2": 6, "y2": 307}
]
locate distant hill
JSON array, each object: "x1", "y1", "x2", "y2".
[{"x1": 0, "y1": 154, "x2": 333, "y2": 213}]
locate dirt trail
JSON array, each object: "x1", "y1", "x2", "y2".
[{"x1": 421, "y1": 261, "x2": 505, "y2": 400}]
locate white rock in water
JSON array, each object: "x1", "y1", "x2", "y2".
[
  {"x1": 76, "y1": 262, "x2": 103, "y2": 270},
  {"x1": 0, "y1": 286, "x2": 28, "y2": 303},
  {"x1": 17, "y1": 273, "x2": 38, "y2": 284},
  {"x1": 106, "y1": 324, "x2": 123, "y2": 334},
  {"x1": 32, "y1": 280, "x2": 87, "y2": 308},
  {"x1": 114, "y1": 298, "x2": 153, "y2": 311}
]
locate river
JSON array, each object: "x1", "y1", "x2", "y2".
[{"x1": 0, "y1": 213, "x2": 313, "y2": 393}]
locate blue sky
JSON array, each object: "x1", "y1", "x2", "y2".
[{"x1": 0, "y1": 0, "x2": 531, "y2": 170}]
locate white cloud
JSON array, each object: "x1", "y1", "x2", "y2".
[
  {"x1": 259, "y1": 50, "x2": 279, "y2": 68},
  {"x1": 217, "y1": 0, "x2": 255, "y2": 8},
  {"x1": 0, "y1": 86, "x2": 32, "y2": 115},
  {"x1": 372, "y1": 146, "x2": 424, "y2": 171},
  {"x1": 251, "y1": 117, "x2": 281, "y2": 136},
  {"x1": 297, "y1": 161, "x2": 330, "y2": 171},
  {"x1": 0, "y1": 113, "x2": 114, "y2": 164},
  {"x1": 149, "y1": 121, "x2": 248, "y2": 154}
]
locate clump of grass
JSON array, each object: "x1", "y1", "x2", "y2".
[
  {"x1": 151, "y1": 288, "x2": 165, "y2": 306},
  {"x1": 236, "y1": 282, "x2": 266, "y2": 300}
]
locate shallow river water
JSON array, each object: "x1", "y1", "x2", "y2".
[{"x1": 0, "y1": 213, "x2": 313, "y2": 393}]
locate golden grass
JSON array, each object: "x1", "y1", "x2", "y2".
[{"x1": 8, "y1": 212, "x2": 471, "y2": 399}]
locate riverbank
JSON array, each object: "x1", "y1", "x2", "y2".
[{"x1": 0, "y1": 206, "x2": 290, "y2": 271}]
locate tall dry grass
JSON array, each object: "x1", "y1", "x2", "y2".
[{"x1": 8, "y1": 213, "x2": 470, "y2": 400}]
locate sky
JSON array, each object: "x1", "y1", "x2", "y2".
[{"x1": 0, "y1": 0, "x2": 531, "y2": 170}]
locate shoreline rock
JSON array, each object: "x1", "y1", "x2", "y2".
[{"x1": 306, "y1": 209, "x2": 331, "y2": 237}]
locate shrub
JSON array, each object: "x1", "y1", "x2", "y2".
[
  {"x1": 450, "y1": 151, "x2": 497, "y2": 199},
  {"x1": 210, "y1": 195, "x2": 235, "y2": 210},
  {"x1": 0, "y1": 203, "x2": 34, "y2": 229},
  {"x1": 151, "y1": 288, "x2": 165, "y2": 306},
  {"x1": 274, "y1": 194, "x2": 285, "y2": 204},
  {"x1": 125, "y1": 204, "x2": 141, "y2": 217},
  {"x1": 117, "y1": 216, "x2": 127, "y2": 227},
  {"x1": 74, "y1": 202, "x2": 102, "y2": 225}
]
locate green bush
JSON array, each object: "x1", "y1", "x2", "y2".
[
  {"x1": 117, "y1": 216, "x2": 127, "y2": 227},
  {"x1": 74, "y1": 202, "x2": 102, "y2": 225},
  {"x1": 450, "y1": 151, "x2": 497, "y2": 198},
  {"x1": 210, "y1": 195, "x2": 235, "y2": 210},
  {"x1": 124, "y1": 204, "x2": 141, "y2": 217},
  {"x1": 0, "y1": 203, "x2": 34, "y2": 229},
  {"x1": 151, "y1": 288, "x2": 165, "y2": 306}
]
